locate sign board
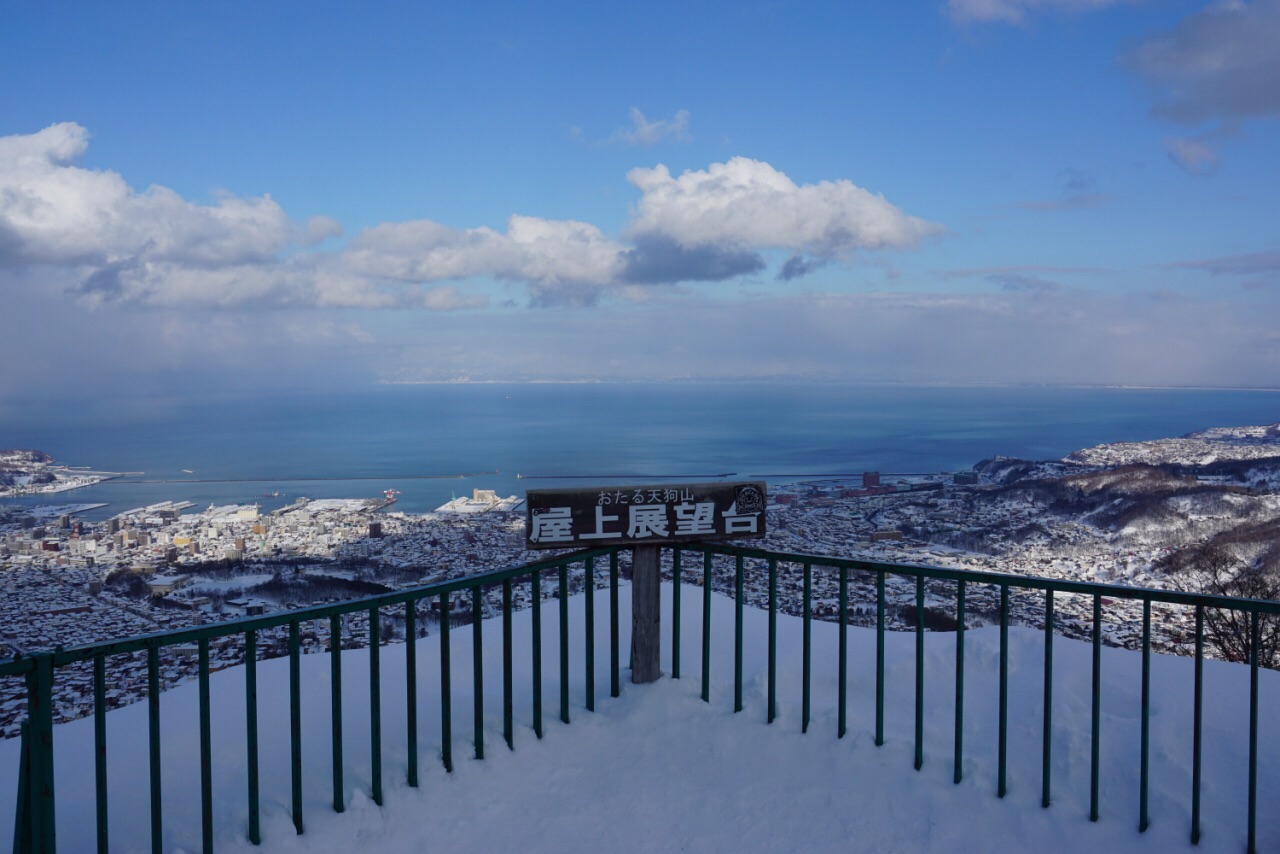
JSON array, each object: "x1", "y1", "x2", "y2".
[{"x1": 525, "y1": 481, "x2": 767, "y2": 550}]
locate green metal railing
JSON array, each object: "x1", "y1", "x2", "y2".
[
  {"x1": 4, "y1": 546, "x2": 618, "y2": 853},
  {"x1": 5, "y1": 541, "x2": 1279, "y2": 853},
  {"x1": 676, "y1": 542, "x2": 1280, "y2": 854}
]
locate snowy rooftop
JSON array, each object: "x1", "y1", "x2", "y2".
[{"x1": 1, "y1": 585, "x2": 1275, "y2": 852}]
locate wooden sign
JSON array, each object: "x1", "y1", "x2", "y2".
[{"x1": 525, "y1": 481, "x2": 766, "y2": 550}]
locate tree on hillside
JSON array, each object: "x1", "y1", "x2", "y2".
[{"x1": 1168, "y1": 545, "x2": 1280, "y2": 668}]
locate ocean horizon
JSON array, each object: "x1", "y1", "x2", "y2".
[{"x1": 3, "y1": 382, "x2": 1278, "y2": 520}]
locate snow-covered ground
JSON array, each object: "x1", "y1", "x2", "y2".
[{"x1": 1, "y1": 585, "x2": 1276, "y2": 853}]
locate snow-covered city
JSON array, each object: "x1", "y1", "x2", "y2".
[{"x1": 3, "y1": 424, "x2": 1280, "y2": 737}]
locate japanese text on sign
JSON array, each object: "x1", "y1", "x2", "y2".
[{"x1": 525, "y1": 481, "x2": 766, "y2": 550}]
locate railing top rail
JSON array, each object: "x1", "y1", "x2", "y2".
[
  {"x1": 4, "y1": 537, "x2": 1275, "y2": 678},
  {"x1": 684, "y1": 541, "x2": 1280, "y2": 616}
]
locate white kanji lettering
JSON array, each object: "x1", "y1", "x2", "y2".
[
  {"x1": 627, "y1": 504, "x2": 670, "y2": 538},
  {"x1": 530, "y1": 507, "x2": 574, "y2": 543},
  {"x1": 579, "y1": 505, "x2": 622, "y2": 540},
  {"x1": 721, "y1": 500, "x2": 759, "y2": 535},
  {"x1": 647, "y1": 489, "x2": 663, "y2": 503},
  {"x1": 673, "y1": 502, "x2": 716, "y2": 535}
]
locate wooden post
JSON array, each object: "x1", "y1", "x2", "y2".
[{"x1": 631, "y1": 545, "x2": 661, "y2": 683}]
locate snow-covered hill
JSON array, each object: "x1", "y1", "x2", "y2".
[{"x1": 1067, "y1": 424, "x2": 1280, "y2": 467}]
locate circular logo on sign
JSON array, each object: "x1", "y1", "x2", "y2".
[{"x1": 734, "y1": 485, "x2": 764, "y2": 515}]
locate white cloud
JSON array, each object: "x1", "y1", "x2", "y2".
[
  {"x1": 611, "y1": 108, "x2": 691, "y2": 146},
  {"x1": 1126, "y1": 0, "x2": 1280, "y2": 124},
  {"x1": 0, "y1": 124, "x2": 938, "y2": 310},
  {"x1": 626, "y1": 157, "x2": 940, "y2": 257},
  {"x1": 0, "y1": 123, "x2": 299, "y2": 268},
  {"x1": 344, "y1": 214, "x2": 624, "y2": 288},
  {"x1": 947, "y1": 0, "x2": 1127, "y2": 24}
]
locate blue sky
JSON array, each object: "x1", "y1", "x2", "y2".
[{"x1": 2, "y1": 0, "x2": 1278, "y2": 393}]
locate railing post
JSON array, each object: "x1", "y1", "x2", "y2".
[
  {"x1": 13, "y1": 717, "x2": 31, "y2": 854},
  {"x1": 147, "y1": 641, "x2": 162, "y2": 853},
  {"x1": 245, "y1": 629, "x2": 261, "y2": 844},
  {"x1": 94, "y1": 653, "x2": 109, "y2": 853},
  {"x1": 768, "y1": 558, "x2": 778, "y2": 724},
  {"x1": 610, "y1": 550, "x2": 620, "y2": 696},
  {"x1": 954, "y1": 579, "x2": 965, "y2": 785},
  {"x1": 502, "y1": 581, "x2": 514, "y2": 750},
  {"x1": 405, "y1": 600, "x2": 420, "y2": 785},
  {"x1": 736, "y1": 556, "x2": 746, "y2": 714},
  {"x1": 631, "y1": 545, "x2": 661, "y2": 683},
  {"x1": 289, "y1": 622, "x2": 304, "y2": 832},
  {"x1": 801, "y1": 562, "x2": 811, "y2": 732},
  {"x1": 672, "y1": 549, "x2": 682, "y2": 680},
  {"x1": 369, "y1": 607, "x2": 383, "y2": 804},
  {"x1": 199, "y1": 639, "x2": 214, "y2": 849},
  {"x1": 330, "y1": 613, "x2": 344, "y2": 813},
  {"x1": 1042, "y1": 590, "x2": 1054, "y2": 809},
  {"x1": 584, "y1": 557, "x2": 595, "y2": 709},
  {"x1": 998, "y1": 583, "x2": 1009, "y2": 798},
  {"x1": 26, "y1": 654, "x2": 56, "y2": 854}
]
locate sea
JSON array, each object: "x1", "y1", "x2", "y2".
[{"x1": 1, "y1": 383, "x2": 1278, "y2": 521}]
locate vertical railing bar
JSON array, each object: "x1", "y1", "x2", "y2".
[
  {"x1": 672, "y1": 548, "x2": 682, "y2": 680},
  {"x1": 1090, "y1": 594, "x2": 1101, "y2": 823},
  {"x1": 471, "y1": 587, "x2": 484, "y2": 761},
  {"x1": 1191, "y1": 604, "x2": 1203, "y2": 845},
  {"x1": 502, "y1": 581, "x2": 514, "y2": 751},
  {"x1": 148, "y1": 640, "x2": 162, "y2": 853},
  {"x1": 954, "y1": 579, "x2": 966, "y2": 785},
  {"x1": 802, "y1": 562, "x2": 812, "y2": 733},
  {"x1": 768, "y1": 558, "x2": 778, "y2": 723},
  {"x1": 13, "y1": 716, "x2": 28, "y2": 854},
  {"x1": 998, "y1": 583, "x2": 1009, "y2": 798},
  {"x1": 1248, "y1": 609, "x2": 1259, "y2": 854},
  {"x1": 735, "y1": 555, "x2": 745, "y2": 714},
  {"x1": 533, "y1": 571, "x2": 543, "y2": 739},
  {"x1": 94, "y1": 653, "x2": 108, "y2": 854},
  {"x1": 838, "y1": 565, "x2": 848, "y2": 740},
  {"x1": 28, "y1": 654, "x2": 56, "y2": 854},
  {"x1": 914, "y1": 574, "x2": 924, "y2": 771},
  {"x1": 368, "y1": 607, "x2": 383, "y2": 806},
  {"x1": 289, "y1": 621, "x2": 304, "y2": 833},
  {"x1": 330, "y1": 613, "x2": 344, "y2": 813},
  {"x1": 199, "y1": 639, "x2": 213, "y2": 851},
  {"x1": 702, "y1": 550, "x2": 712, "y2": 703},
  {"x1": 1042, "y1": 590, "x2": 1054, "y2": 809},
  {"x1": 558, "y1": 562, "x2": 570, "y2": 725},
  {"x1": 439, "y1": 593, "x2": 453, "y2": 772},
  {"x1": 405, "y1": 600, "x2": 419, "y2": 786},
  {"x1": 245, "y1": 629, "x2": 261, "y2": 844},
  {"x1": 876, "y1": 570, "x2": 885, "y2": 747},
  {"x1": 1139, "y1": 599, "x2": 1150, "y2": 833},
  {"x1": 609, "y1": 551, "x2": 620, "y2": 697},
  {"x1": 584, "y1": 557, "x2": 595, "y2": 713}
]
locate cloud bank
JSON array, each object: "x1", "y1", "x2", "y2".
[{"x1": 0, "y1": 124, "x2": 938, "y2": 310}]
